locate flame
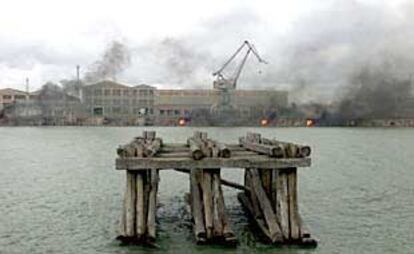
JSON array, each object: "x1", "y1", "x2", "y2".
[
  {"x1": 178, "y1": 118, "x2": 186, "y2": 126},
  {"x1": 261, "y1": 119, "x2": 268, "y2": 126},
  {"x1": 306, "y1": 119, "x2": 314, "y2": 127}
]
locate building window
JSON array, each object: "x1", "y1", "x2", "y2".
[
  {"x1": 160, "y1": 110, "x2": 165, "y2": 115},
  {"x1": 3, "y1": 95, "x2": 12, "y2": 99},
  {"x1": 15, "y1": 95, "x2": 26, "y2": 100},
  {"x1": 123, "y1": 99, "x2": 129, "y2": 106},
  {"x1": 104, "y1": 89, "x2": 111, "y2": 96},
  {"x1": 174, "y1": 110, "x2": 180, "y2": 115},
  {"x1": 132, "y1": 90, "x2": 137, "y2": 96},
  {"x1": 113, "y1": 99, "x2": 120, "y2": 105},
  {"x1": 94, "y1": 89, "x2": 102, "y2": 96},
  {"x1": 113, "y1": 89, "x2": 121, "y2": 96},
  {"x1": 94, "y1": 98, "x2": 102, "y2": 105},
  {"x1": 93, "y1": 107, "x2": 103, "y2": 116},
  {"x1": 123, "y1": 90, "x2": 129, "y2": 96},
  {"x1": 139, "y1": 90, "x2": 148, "y2": 96},
  {"x1": 112, "y1": 107, "x2": 121, "y2": 114}
]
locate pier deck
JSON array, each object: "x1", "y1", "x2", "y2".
[{"x1": 115, "y1": 131, "x2": 317, "y2": 247}]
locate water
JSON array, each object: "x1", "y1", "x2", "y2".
[{"x1": 0, "y1": 127, "x2": 413, "y2": 254}]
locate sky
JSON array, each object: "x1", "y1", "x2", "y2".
[{"x1": 0, "y1": 0, "x2": 410, "y2": 102}]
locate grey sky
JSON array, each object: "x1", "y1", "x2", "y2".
[{"x1": 0, "y1": 0, "x2": 410, "y2": 102}]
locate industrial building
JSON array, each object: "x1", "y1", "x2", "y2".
[
  {"x1": 81, "y1": 80, "x2": 288, "y2": 125},
  {"x1": 0, "y1": 88, "x2": 31, "y2": 110}
]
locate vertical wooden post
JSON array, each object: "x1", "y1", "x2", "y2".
[
  {"x1": 147, "y1": 169, "x2": 159, "y2": 241},
  {"x1": 275, "y1": 169, "x2": 290, "y2": 239},
  {"x1": 135, "y1": 172, "x2": 146, "y2": 238},
  {"x1": 287, "y1": 168, "x2": 300, "y2": 240},
  {"x1": 125, "y1": 171, "x2": 137, "y2": 237},
  {"x1": 190, "y1": 169, "x2": 206, "y2": 242},
  {"x1": 202, "y1": 170, "x2": 214, "y2": 239}
]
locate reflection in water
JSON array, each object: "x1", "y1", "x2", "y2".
[{"x1": 0, "y1": 127, "x2": 413, "y2": 254}]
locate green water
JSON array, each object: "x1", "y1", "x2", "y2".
[{"x1": 0, "y1": 127, "x2": 413, "y2": 254}]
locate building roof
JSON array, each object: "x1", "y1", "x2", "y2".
[
  {"x1": 134, "y1": 84, "x2": 156, "y2": 89},
  {"x1": 0, "y1": 88, "x2": 28, "y2": 95},
  {"x1": 84, "y1": 80, "x2": 130, "y2": 89}
]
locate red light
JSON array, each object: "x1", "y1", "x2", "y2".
[
  {"x1": 178, "y1": 118, "x2": 186, "y2": 126},
  {"x1": 261, "y1": 119, "x2": 268, "y2": 126}
]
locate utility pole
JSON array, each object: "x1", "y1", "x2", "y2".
[{"x1": 25, "y1": 78, "x2": 29, "y2": 94}]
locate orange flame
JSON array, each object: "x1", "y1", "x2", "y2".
[
  {"x1": 306, "y1": 119, "x2": 314, "y2": 127},
  {"x1": 178, "y1": 118, "x2": 186, "y2": 126},
  {"x1": 261, "y1": 119, "x2": 269, "y2": 126}
]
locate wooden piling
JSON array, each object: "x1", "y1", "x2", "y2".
[
  {"x1": 116, "y1": 130, "x2": 316, "y2": 247},
  {"x1": 287, "y1": 168, "x2": 300, "y2": 240},
  {"x1": 136, "y1": 172, "x2": 146, "y2": 238},
  {"x1": 147, "y1": 170, "x2": 159, "y2": 241},
  {"x1": 190, "y1": 169, "x2": 207, "y2": 242},
  {"x1": 202, "y1": 170, "x2": 214, "y2": 239},
  {"x1": 249, "y1": 169, "x2": 283, "y2": 242},
  {"x1": 275, "y1": 169, "x2": 290, "y2": 239},
  {"x1": 125, "y1": 171, "x2": 137, "y2": 237}
]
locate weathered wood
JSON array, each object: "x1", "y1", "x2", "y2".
[
  {"x1": 260, "y1": 169, "x2": 272, "y2": 197},
  {"x1": 271, "y1": 169, "x2": 278, "y2": 206},
  {"x1": 246, "y1": 132, "x2": 261, "y2": 143},
  {"x1": 249, "y1": 168, "x2": 283, "y2": 242},
  {"x1": 261, "y1": 138, "x2": 311, "y2": 158},
  {"x1": 147, "y1": 169, "x2": 159, "y2": 241},
  {"x1": 202, "y1": 170, "x2": 214, "y2": 239},
  {"x1": 144, "y1": 130, "x2": 156, "y2": 140},
  {"x1": 136, "y1": 143, "x2": 144, "y2": 158},
  {"x1": 217, "y1": 142, "x2": 231, "y2": 158},
  {"x1": 188, "y1": 138, "x2": 205, "y2": 160},
  {"x1": 237, "y1": 192, "x2": 272, "y2": 241},
  {"x1": 275, "y1": 170, "x2": 290, "y2": 239},
  {"x1": 190, "y1": 169, "x2": 206, "y2": 241},
  {"x1": 212, "y1": 172, "x2": 223, "y2": 237},
  {"x1": 143, "y1": 138, "x2": 162, "y2": 157},
  {"x1": 174, "y1": 168, "x2": 250, "y2": 192},
  {"x1": 117, "y1": 142, "x2": 137, "y2": 157},
  {"x1": 136, "y1": 172, "x2": 146, "y2": 238},
  {"x1": 216, "y1": 173, "x2": 236, "y2": 242},
  {"x1": 125, "y1": 171, "x2": 136, "y2": 237},
  {"x1": 116, "y1": 156, "x2": 311, "y2": 170},
  {"x1": 287, "y1": 168, "x2": 300, "y2": 240},
  {"x1": 245, "y1": 169, "x2": 261, "y2": 220},
  {"x1": 240, "y1": 137, "x2": 284, "y2": 158}
]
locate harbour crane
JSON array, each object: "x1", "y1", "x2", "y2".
[{"x1": 211, "y1": 40, "x2": 268, "y2": 114}]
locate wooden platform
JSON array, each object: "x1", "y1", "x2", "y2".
[{"x1": 115, "y1": 131, "x2": 317, "y2": 247}]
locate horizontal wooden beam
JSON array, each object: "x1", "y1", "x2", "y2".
[{"x1": 116, "y1": 156, "x2": 311, "y2": 170}]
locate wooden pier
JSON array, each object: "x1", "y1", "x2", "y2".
[{"x1": 115, "y1": 130, "x2": 317, "y2": 247}]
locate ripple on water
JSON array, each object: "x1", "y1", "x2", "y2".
[{"x1": 0, "y1": 127, "x2": 413, "y2": 254}]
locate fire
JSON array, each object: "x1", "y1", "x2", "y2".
[
  {"x1": 178, "y1": 118, "x2": 186, "y2": 126},
  {"x1": 306, "y1": 119, "x2": 314, "y2": 127},
  {"x1": 260, "y1": 119, "x2": 268, "y2": 126}
]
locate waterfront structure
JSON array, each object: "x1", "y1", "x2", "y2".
[
  {"x1": 0, "y1": 88, "x2": 30, "y2": 109},
  {"x1": 81, "y1": 80, "x2": 288, "y2": 125},
  {"x1": 115, "y1": 131, "x2": 316, "y2": 246},
  {"x1": 154, "y1": 88, "x2": 288, "y2": 125},
  {"x1": 82, "y1": 80, "x2": 156, "y2": 124}
]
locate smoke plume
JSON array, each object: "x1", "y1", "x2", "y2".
[{"x1": 84, "y1": 40, "x2": 131, "y2": 83}]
